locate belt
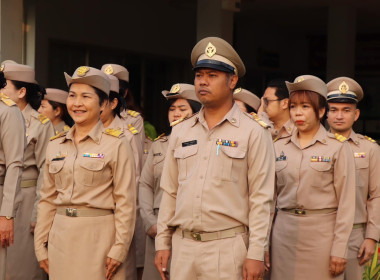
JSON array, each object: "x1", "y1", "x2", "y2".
[
  {"x1": 353, "y1": 223, "x2": 366, "y2": 229},
  {"x1": 280, "y1": 208, "x2": 337, "y2": 215},
  {"x1": 56, "y1": 207, "x2": 113, "y2": 217},
  {"x1": 175, "y1": 225, "x2": 247, "y2": 242},
  {"x1": 21, "y1": 180, "x2": 37, "y2": 188}
]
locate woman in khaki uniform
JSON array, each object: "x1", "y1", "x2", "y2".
[
  {"x1": 1, "y1": 62, "x2": 54, "y2": 280},
  {"x1": 34, "y1": 66, "x2": 136, "y2": 280},
  {"x1": 38, "y1": 88, "x2": 73, "y2": 135},
  {"x1": 271, "y1": 75, "x2": 356, "y2": 280},
  {"x1": 139, "y1": 83, "x2": 201, "y2": 280}
]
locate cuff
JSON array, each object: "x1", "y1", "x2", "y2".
[
  {"x1": 155, "y1": 235, "x2": 172, "y2": 251},
  {"x1": 107, "y1": 244, "x2": 127, "y2": 263},
  {"x1": 35, "y1": 246, "x2": 48, "y2": 262},
  {"x1": 247, "y1": 245, "x2": 265, "y2": 261},
  {"x1": 330, "y1": 242, "x2": 348, "y2": 259},
  {"x1": 365, "y1": 226, "x2": 380, "y2": 242}
]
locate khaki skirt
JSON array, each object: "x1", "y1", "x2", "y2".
[
  {"x1": 48, "y1": 213, "x2": 127, "y2": 280},
  {"x1": 271, "y1": 210, "x2": 343, "y2": 280}
]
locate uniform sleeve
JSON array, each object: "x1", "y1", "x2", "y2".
[
  {"x1": 155, "y1": 136, "x2": 178, "y2": 251},
  {"x1": 365, "y1": 144, "x2": 380, "y2": 241},
  {"x1": 129, "y1": 134, "x2": 142, "y2": 195},
  {"x1": 135, "y1": 116, "x2": 146, "y2": 150},
  {"x1": 0, "y1": 106, "x2": 25, "y2": 217},
  {"x1": 107, "y1": 137, "x2": 136, "y2": 263},
  {"x1": 34, "y1": 143, "x2": 58, "y2": 261},
  {"x1": 31, "y1": 121, "x2": 55, "y2": 223},
  {"x1": 139, "y1": 148, "x2": 157, "y2": 232},
  {"x1": 330, "y1": 142, "x2": 356, "y2": 258},
  {"x1": 247, "y1": 128, "x2": 275, "y2": 261}
]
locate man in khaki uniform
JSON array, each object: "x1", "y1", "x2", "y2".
[
  {"x1": 258, "y1": 79, "x2": 294, "y2": 141},
  {"x1": 0, "y1": 70, "x2": 26, "y2": 280},
  {"x1": 326, "y1": 77, "x2": 380, "y2": 280},
  {"x1": 155, "y1": 37, "x2": 275, "y2": 280}
]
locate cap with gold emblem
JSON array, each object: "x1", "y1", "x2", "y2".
[
  {"x1": 191, "y1": 37, "x2": 246, "y2": 77},
  {"x1": 285, "y1": 75, "x2": 327, "y2": 99},
  {"x1": 326, "y1": 77, "x2": 363, "y2": 103},
  {"x1": 0, "y1": 62, "x2": 37, "y2": 84},
  {"x1": 45, "y1": 88, "x2": 68, "y2": 105},
  {"x1": 101, "y1": 64, "x2": 129, "y2": 83},
  {"x1": 64, "y1": 66, "x2": 110, "y2": 95},
  {"x1": 162, "y1": 83, "x2": 200, "y2": 103},
  {"x1": 233, "y1": 88, "x2": 261, "y2": 112},
  {"x1": 107, "y1": 74, "x2": 120, "y2": 93}
]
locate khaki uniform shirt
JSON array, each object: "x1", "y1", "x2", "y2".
[
  {"x1": 34, "y1": 121, "x2": 136, "y2": 263},
  {"x1": 142, "y1": 137, "x2": 153, "y2": 167},
  {"x1": 347, "y1": 131, "x2": 380, "y2": 241},
  {"x1": 22, "y1": 104, "x2": 55, "y2": 222},
  {"x1": 139, "y1": 135, "x2": 169, "y2": 232},
  {"x1": 156, "y1": 103, "x2": 275, "y2": 261},
  {"x1": 274, "y1": 124, "x2": 356, "y2": 258},
  {"x1": 0, "y1": 99, "x2": 26, "y2": 217},
  {"x1": 53, "y1": 121, "x2": 70, "y2": 135},
  {"x1": 121, "y1": 109, "x2": 145, "y2": 148}
]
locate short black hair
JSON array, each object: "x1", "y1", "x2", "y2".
[
  {"x1": 0, "y1": 72, "x2": 6, "y2": 89},
  {"x1": 167, "y1": 98, "x2": 202, "y2": 114},
  {"x1": 47, "y1": 100, "x2": 74, "y2": 127},
  {"x1": 11, "y1": 80, "x2": 46, "y2": 110},
  {"x1": 244, "y1": 103, "x2": 256, "y2": 114},
  {"x1": 108, "y1": 90, "x2": 124, "y2": 117},
  {"x1": 267, "y1": 79, "x2": 289, "y2": 100}
]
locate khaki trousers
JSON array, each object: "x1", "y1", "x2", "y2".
[
  {"x1": 170, "y1": 230, "x2": 248, "y2": 280},
  {"x1": 344, "y1": 227, "x2": 365, "y2": 280},
  {"x1": 142, "y1": 235, "x2": 162, "y2": 280},
  {"x1": 7, "y1": 187, "x2": 47, "y2": 280},
  {"x1": 135, "y1": 212, "x2": 146, "y2": 268},
  {"x1": 0, "y1": 247, "x2": 5, "y2": 280}
]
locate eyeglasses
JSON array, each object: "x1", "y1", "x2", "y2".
[{"x1": 263, "y1": 98, "x2": 282, "y2": 106}]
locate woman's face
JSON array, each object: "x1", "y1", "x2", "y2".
[
  {"x1": 168, "y1": 98, "x2": 193, "y2": 124},
  {"x1": 100, "y1": 98, "x2": 118, "y2": 124},
  {"x1": 67, "y1": 83, "x2": 104, "y2": 126},
  {"x1": 38, "y1": 100, "x2": 58, "y2": 122},
  {"x1": 1, "y1": 79, "x2": 24, "y2": 103},
  {"x1": 290, "y1": 98, "x2": 324, "y2": 133}
]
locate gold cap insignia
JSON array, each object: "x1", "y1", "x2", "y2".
[
  {"x1": 77, "y1": 66, "x2": 90, "y2": 77},
  {"x1": 233, "y1": 88, "x2": 242, "y2": 94},
  {"x1": 205, "y1": 42, "x2": 217, "y2": 58},
  {"x1": 0, "y1": 64, "x2": 4, "y2": 72},
  {"x1": 296, "y1": 76, "x2": 305, "y2": 83},
  {"x1": 338, "y1": 81, "x2": 349, "y2": 94},
  {"x1": 170, "y1": 84, "x2": 181, "y2": 93},
  {"x1": 104, "y1": 65, "x2": 113, "y2": 75}
]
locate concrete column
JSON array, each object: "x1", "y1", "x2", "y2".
[
  {"x1": 326, "y1": 5, "x2": 356, "y2": 80},
  {"x1": 196, "y1": 0, "x2": 237, "y2": 44},
  {"x1": 0, "y1": 0, "x2": 24, "y2": 63},
  {"x1": 24, "y1": 0, "x2": 36, "y2": 68}
]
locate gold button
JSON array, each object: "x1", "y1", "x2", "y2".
[
  {"x1": 231, "y1": 118, "x2": 236, "y2": 123},
  {"x1": 322, "y1": 139, "x2": 326, "y2": 143}
]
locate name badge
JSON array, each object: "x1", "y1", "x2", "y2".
[
  {"x1": 182, "y1": 140, "x2": 197, "y2": 147},
  {"x1": 153, "y1": 153, "x2": 162, "y2": 157}
]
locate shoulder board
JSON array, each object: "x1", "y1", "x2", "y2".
[
  {"x1": 170, "y1": 117, "x2": 185, "y2": 127},
  {"x1": 127, "y1": 110, "x2": 140, "y2": 118},
  {"x1": 105, "y1": 128, "x2": 123, "y2": 138},
  {"x1": 250, "y1": 112, "x2": 270, "y2": 129},
  {"x1": 154, "y1": 133, "x2": 165, "y2": 141},
  {"x1": 364, "y1": 135, "x2": 377, "y2": 143},
  {"x1": 38, "y1": 114, "x2": 50, "y2": 124},
  {"x1": 147, "y1": 136, "x2": 153, "y2": 141},
  {"x1": 128, "y1": 124, "x2": 139, "y2": 135},
  {"x1": 63, "y1": 125, "x2": 70, "y2": 132},
  {"x1": 0, "y1": 93, "x2": 16, "y2": 106},
  {"x1": 50, "y1": 131, "x2": 67, "y2": 141},
  {"x1": 334, "y1": 133, "x2": 347, "y2": 142}
]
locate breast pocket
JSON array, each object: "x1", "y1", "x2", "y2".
[
  {"x1": 79, "y1": 160, "x2": 105, "y2": 187},
  {"x1": 309, "y1": 162, "x2": 333, "y2": 187},
  {"x1": 174, "y1": 144, "x2": 198, "y2": 181},
  {"x1": 153, "y1": 154, "x2": 165, "y2": 179},
  {"x1": 217, "y1": 146, "x2": 246, "y2": 182},
  {"x1": 355, "y1": 158, "x2": 369, "y2": 187},
  {"x1": 275, "y1": 161, "x2": 288, "y2": 187},
  {"x1": 49, "y1": 160, "x2": 65, "y2": 189}
]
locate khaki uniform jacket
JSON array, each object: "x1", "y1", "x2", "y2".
[
  {"x1": 0, "y1": 99, "x2": 26, "y2": 217},
  {"x1": 34, "y1": 121, "x2": 136, "y2": 263},
  {"x1": 156, "y1": 103, "x2": 275, "y2": 261},
  {"x1": 142, "y1": 137, "x2": 153, "y2": 167},
  {"x1": 258, "y1": 112, "x2": 294, "y2": 141},
  {"x1": 121, "y1": 109, "x2": 146, "y2": 149},
  {"x1": 139, "y1": 135, "x2": 169, "y2": 232},
  {"x1": 274, "y1": 124, "x2": 356, "y2": 258},
  {"x1": 347, "y1": 131, "x2": 380, "y2": 241},
  {"x1": 53, "y1": 121, "x2": 70, "y2": 135},
  {"x1": 22, "y1": 104, "x2": 55, "y2": 223}
]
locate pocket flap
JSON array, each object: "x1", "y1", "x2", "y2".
[
  {"x1": 80, "y1": 160, "x2": 105, "y2": 171},
  {"x1": 49, "y1": 161, "x2": 65, "y2": 174},
  {"x1": 275, "y1": 161, "x2": 288, "y2": 171},
  {"x1": 153, "y1": 154, "x2": 165, "y2": 165},
  {"x1": 355, "y1": 158, "x2": 369, "y2": 169},
  {"x1": 174, "y1": 144, "x2": 198, "y2": 159},
  {"x1": 220, "y1": 146, "x2": 246, "y2": 159},
  {"x1": 309, "y1": 162, "x2": 332, "y2": 172}
]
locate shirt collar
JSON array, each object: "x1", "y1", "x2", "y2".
[
  {"x1": 192, "y1": 103, "x2": 241, "y2": 128},
  {"x1": 21, "y1": 103, "x2": 34, "y2": 127},
  {"x1": 347, "y1": 130, "x2": 360, "y2": 146},
  {"x1": 63, "y1": 120, "x2": 103, "y2": 145},
  {"x1": 289, "y1": 124, "x2": 328, "y2": 148}
]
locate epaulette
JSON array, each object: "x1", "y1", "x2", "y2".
[
  {"x1": 105, "y1": 128, "x2": 123, "y2": 138},
  {"x1": 50, "y1": 131, "x2": 67, "y2": 141},
  {"x1": 170, "y1": 117, "x2": 185, "y2": 127},
  {"x1": 128, "y1": 124, "x2": 139, "y2": 135},
  {"x1": 0, "y1": 92, "x2": 16, "y2": 106},
  {"x1": 154, "y1": 133, "x2": 165, "y2": 141},
  {"x1": 127, "y1": 110, "x2": 140, "y2": 118},
  {"x1": 147, "y1": 136, "x2": 153, "y2": 141},
  {"x1": 38, "y1": 114, "x2": 50, "y2": 124},
  {"x1": 334, "y1": 133, "x2": 347, "y2": 142},
  {"x1": 63, "y1": 125, "x2": 70, "y2": 132},
  {"x1": 250, "y1": 112, "x2": 270, "y2": 129},
  {"x1": 364, "y1": 135, "x2": 377, "y2": 143}
]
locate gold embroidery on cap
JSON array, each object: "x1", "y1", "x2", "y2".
[
  {"x1": 296, "y1": 76, "x2": 304, "y2": 83},
  {"x1": 77, "y1": 66, "x2": 90, "y2": 77},
  {"x1": 339, "y1": 81, "x2": 349, "y2": 94},
  {"x1": 0, "y1": 64, "x2": 4, "y2": 72},
  {"x1": 104, "y1": 65, "x2": 113, "y2": 75},
  {"x1": 170, "y1": 84, "x2": 181, "y2": 93},
  {"x1": 205, "y1": 42, "x2": 217, "y2": 58},
  {"x1": 233, "y1": 88, "x2": 242, "y2": 94}
]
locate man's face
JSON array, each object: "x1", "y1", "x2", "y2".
[
  {"x1": 263, "y1": 87, "x2": 283, "y2": 119},
  {"x1": 327, "y1": 102, "x2": 359, "y2": 133},
  {"x1": 194, "y1": 69, "x2": 237, "y2": 108}
]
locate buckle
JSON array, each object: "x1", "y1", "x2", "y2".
[
  {"x1": 295, "y1": 209, "x2": 306, "y2": 215},
  {"x1": 191, "y1": 232, "x2": 202, "y2": 241},
  {"x1": 66, "y1": 208, "x2": 77, "y2": 217}
]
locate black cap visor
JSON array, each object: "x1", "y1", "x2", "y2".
[{"x1": 193, "y1": 59, "x2": 235, "y2": 74}]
